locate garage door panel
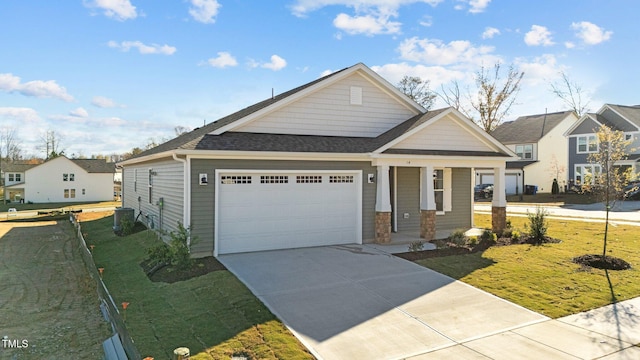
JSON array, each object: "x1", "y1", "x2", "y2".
[{"x1": 217, "y1": 172, "x2": 360, "y2": 255}]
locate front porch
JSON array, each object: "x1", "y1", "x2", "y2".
[
  {"x1": 368, "y1": 228, "x2": 486, "y2": 254},
  {"x1": 373, "y1": 162, "x2": 508, "y2": 245}
]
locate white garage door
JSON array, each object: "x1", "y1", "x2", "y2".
[
  {"x1": 480, "y1": 174, "x2": 518, "y2": 195},
  {"x1": 215, "y1": 171, "x2": 361, "y2": 255}
]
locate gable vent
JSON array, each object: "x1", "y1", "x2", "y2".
[{"x1": 350, "y1": 86, "x2": 362, "y2": 105}]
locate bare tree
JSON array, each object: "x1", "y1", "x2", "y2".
[
  {"x1": 584, "y1": 126, "x2": 636, "y2": 260},
  {"x1": 396, "y1": 76, "x2": 437, "y2": 110},
  {"x1": 548, "y1": 154, "x2": 566, "y2": 188},
  {"x1": 469, "y1": 63, "x2": 524, "y2": 133},
  {"x1": 550, "y1": 71, "x2": 590, "y2": 117},
  {"x1": 0, "y1": 127, "x2": 21, "y2": 203},
  {"x1": 439, "y1": 81, "x2": 465, "y2": 113},
  {"x1": 174, "y1": 126, "x2": 191, "y2": 137},
  {"x1": 40, "y1": 130, "x2": 65, "y2": 160}
]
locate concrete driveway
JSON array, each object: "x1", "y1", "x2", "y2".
[{"x1": 219, "y1": 245, "x2": 549, "y2": 359}]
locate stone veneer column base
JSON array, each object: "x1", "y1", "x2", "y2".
[
  {"x1": 375, "y1": 212, "x2": 391, "y2": 244},
  {"x1": 420, "y1": 210, "x2": 436, "y2": 241},
  {"x1": 492, "y1": 206, "x2": 507, "y2": 234}
]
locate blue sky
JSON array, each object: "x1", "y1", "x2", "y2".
[{"x1": 1, "y1": 0, "x2": 637, "y2": 157}]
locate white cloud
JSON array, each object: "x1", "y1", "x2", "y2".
[
  {"x1": 189, "y1": 0, "x2": 221, "y2": 24},
  {"x1": 84, "y1": 0, "x2": 137, "y2": 21},
  {"x1": 398, "y1": 37, "x2": 499, "y2": 66},
  {"x1": 333, "y1": 12, "x2": 401, "y2": 35},
  {"x1": 454, "y1": 0, "x2": 491, "y2": 13},
  {"x1": 69, "y1": 107, "x2": 89, "y2": 118},
  {"x1": 260, "y1": 55, "x2": 287, "y2": 71},
  {"x1": 372, "y1": 62, "x2": 466, "y2": 88},
  {"x1": 108, "y1": 40, "x2": 177, "y2": 55},
  {"x1": 571, "y1": 21, "x2": 612, "y2": 45},
  {"x1": 467, "y1": 0, "x2": 491, "y2": 13},
  {"x1": 524, "y1": 25, "x2": 554, "y2": 46},
  {"x1": 206, "y1": 52, "x2": 238, "y2": 68},
  {"x1": 482, "y1": 27, "x2": 500, "y2": 39},
  {"x1": 0, "y1": 73, "x2": 74, "y2": 102},
  {"x1": 91, "y1": 96, "x2": 120, "y2": 108},
  {"x1": 564, "y1": 41, "x2": 575, "y2": 49},
  {"x1": 0, "y1": 107, "x2": 41, "y2": 123},
  {"x1": 514, "y1": 54, "x2": 564, "y2": 86},
  {"x1": 291, "y1": 0, "x2": 443, "y2": 17},
  {"x1": 419, "y1": 15, "x2": 433, "y2": 27}
]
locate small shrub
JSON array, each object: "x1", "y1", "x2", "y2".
[
  {"x1": 480, "y1": 229, "x2": 496, "y2": 243},
  {"x1": 448, "y1": 229, "x2": 468, "y2": 246},
  {"x1": 147, "y1": 243, "x2": 171, "y2": 266},
  {"x1": 468, "y1": 236, "x2": 478, "y2": 247},
  {"x1": 511, "y1": 230, "x2": 521, "y2": 243},
  {"x1": 526, "y1": 207, "x2": 548, "y2": 245},
  {"x1": 168, "y1": 222, "x2": 197, "y2": 270},
  {"x1": 408, "y1": 241, "x2": 424, "y2": 252}
]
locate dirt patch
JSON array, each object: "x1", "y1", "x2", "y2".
[
  {"x1": 140, "y1": 257, "x2": 227, "y2": 283},
  {"x1": 572, "y1": 254, "x2": 632, "y2": 270},
  {"x1": 76, "y1": 210, "x2": 113, "y2": 222},
  {"x1": 0, "y1": 220, "x2": 111, "y2": 358}
]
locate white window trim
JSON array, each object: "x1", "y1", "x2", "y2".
[
  {"x1": 577, "y1": 134, "x2": 598, "y2": 154},
  {"x1": 515, "y1": 144, "x2": 533, "y2": 160},
  {"x1": 422, "y1": 168, "x2": 452, "y2": 215},
  {"x1": 574, "y1": 164, "x2": 601, "y2": 185}
]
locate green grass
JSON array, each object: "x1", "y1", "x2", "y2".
[
  {"x1": 81, "y1": 216, "x2": 313, "y2": 360},
  {"x1": 416, "y1": 214, "x2": 640, "y2": 318}
]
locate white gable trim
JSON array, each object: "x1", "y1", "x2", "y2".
[
  {"x1": 211, "y1": 63, "x2": 423, "y2": 136},
  {"x1": 373, "y1": 107, "x2": 515, "y2": 156}
]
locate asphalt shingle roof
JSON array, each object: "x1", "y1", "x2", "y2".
[
  {"x1": 71, "y1": 159, "x2": 115, "y2": 173},
  {"x1": 490, "y1": 110, "x2": 575, "y2": 144},
  {"x1": 606, "y1": 104, "x2": 640, "y2": 129}
]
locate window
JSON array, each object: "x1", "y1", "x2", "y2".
[
  {"x1": 574, "y1": 164, "x2": 601, "y2": 185},
  {"x1": 64, "y1": 189, "x2": 69, "y2": 198},
  {"x1": 70, "y1": 189, "x2": 76, "y2": 198},
  {"x1": 221, "y1": 175, "x2": 252, "y2": 184},
  {"x1": 15, "y1": 174, "x2": 20, "y2": 182},
  {"x1": 69, "y1": 173, "x2": 75, "y2": 181},
  {"x1": 8, "y1": 174, "x2": 14, "y2": 182},
  {"x1": 82, "y1": 189, "x2": 86, "y2": 195},
  {"x1": 148, "y1": 168, "x2": 154, "y2": 204},
  {"x1": 433, "y1": 169, "x2": 444, "y2": 212},
  {"x1": 577, "y1": 135, "x2": 597, "y2": 153},
  {"x1": 296, "y1": 175, "x2": 322, "y2": 183},
  {"x1": 329, "y1": 175, "x2": 354, "y2": 183},
  {"x1": 515, "y1": 144, "x2": 533, "y2": 160},
  {"x1": 63, "y1": 173, "x2": 68, "y2": 181},
  {"x1": 260, "y1": 175, "x2": 288, "y2": 184}
]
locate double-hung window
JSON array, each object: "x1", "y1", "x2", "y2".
[
  {"x1": 577, "y1": 135, "x2": 597, "y2": 153},
  {"x1": 515, "y1": 144, "x2": 533, "y2": 160}
]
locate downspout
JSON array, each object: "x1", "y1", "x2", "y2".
[{"x1": 172, "y1": 153, "x2": 191, "y2": 246}]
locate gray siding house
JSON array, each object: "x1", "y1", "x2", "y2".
[
  {"x1": 118, "y1": 63, "x2": 515, "y2": 257},
  {"x1": 565, "y1": 104, "x2": 640, "y2": 187}
]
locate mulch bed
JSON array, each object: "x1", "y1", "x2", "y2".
[
  {"x1": 572, "y1": 254, "x2": 632, "y2": 271},
  {"x1": 395, "y1": 235, "x2": 561, "y2": 261},
  {"x1": 140, "y1": 257, "x2": 227, "y2": 283}
]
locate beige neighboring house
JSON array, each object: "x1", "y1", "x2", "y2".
[
  {"x1": 476, "y1": 110, "x2": 579, "y2": 194},
  {"x1": 4, "y1": 156, "x2": 115, "y2": 203}
]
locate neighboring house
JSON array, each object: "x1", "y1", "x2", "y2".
[
  {"x1": 118, "y1": 63, "x2": 516, "y2": 257},
  {"x1": 4, "y1": 156, "x2": 115, "y2": 203},
  {"x1": 477, "y1": 111, "x2": 579, "y2": 194},
  {"x1": 2, "y1": 163, "x2": 34, "y2": 202},
  {"x1": 565, "y1": 104, "x2": 640, "y2": 186}
]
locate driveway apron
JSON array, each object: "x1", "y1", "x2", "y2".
[{"x1": 219, "y1": 245, "x2": 547, "y2": 359}]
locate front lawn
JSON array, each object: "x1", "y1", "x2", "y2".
[
  {"x1": 81, "y1": 214, "x2": 313, "y2": 360},
  {"x1": 416, "y1": 214, "x2": 640, "y2": 318}
]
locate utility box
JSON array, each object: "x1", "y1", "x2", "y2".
[{"x1": 113, "y1": 207, "x2": 134, "y2": 232}]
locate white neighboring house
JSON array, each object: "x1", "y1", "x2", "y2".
[
  {"x1": 4, "y1": 156, "x2": 115, "y2": 203},
  {"x1": 476, "y1": 111, "x2": 579, "y2": 194}
]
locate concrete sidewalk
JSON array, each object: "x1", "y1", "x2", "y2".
[{"x1": 220, "y1": 245, "x2": 640, "y2": 359}]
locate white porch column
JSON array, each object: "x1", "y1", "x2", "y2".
[
  {"x1": 375, "y1": 165, "x2": 392, "y2": 243},
  {"x1": 492, "y1": 166, "x2": 507, "y2": 207},
  {"x1": 420, "y1": 165, "x2": 436, "y2": 210},
  {"x1": 375, "y1": 165, "x2": 391, "y2": 212}
]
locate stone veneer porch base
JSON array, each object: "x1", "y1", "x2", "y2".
[
  {"x1": 420, "y1": 210, "x2": 436, "y2": 241},
  {"x1": 375, "y1": 212, "x2": 391, "y2": 243},
  {"x1": 492, "y1": 206, "x2": 507, "y2": 234}
]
